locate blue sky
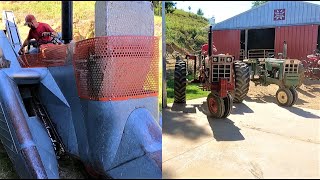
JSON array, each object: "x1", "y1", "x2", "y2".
[{"x1": 174, "y1": 1, "x2": 320, "y2": 23}]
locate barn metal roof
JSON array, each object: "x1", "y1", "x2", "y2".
[{"x1": 213, "y1": 1, "x2": 320, "y2": 30}]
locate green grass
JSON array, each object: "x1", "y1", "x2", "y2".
[{"x1": 166, "y1": 70, "x2": 210, "y2": 104}]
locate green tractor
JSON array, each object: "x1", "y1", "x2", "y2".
[{"x1": 243, "y1": 42, "x2": 303, "y2": 106}]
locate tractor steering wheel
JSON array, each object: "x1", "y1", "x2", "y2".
[{"x1": 42, "y1": 33, "x2": 63, "y2": 45}]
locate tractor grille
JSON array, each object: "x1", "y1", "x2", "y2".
[
  {"x1": 284, "y1": 59, "x2": 300, "y2": 74},
  {"x1": 212, "y1": 64, "x2": 231, "y2": 82},
  {"x1": 284, "y1": 64, "x2": 298, "y2": 73}
]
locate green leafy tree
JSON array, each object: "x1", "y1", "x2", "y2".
[
  {"x1": 197, "y1": 8, "x2": 204, "y2": 16},
  {"x1": 151, "y1": 1, "x2": 177, "y2": 14},
  {"x1": 165, "y1": 1, "x2": 177, "y2": 13},
  {"x1": 251, "y1": 1, "x2": 268, "y2": 8},
  {"x1": 152, "y1": 1, "x2": 161, "y2": 15}
]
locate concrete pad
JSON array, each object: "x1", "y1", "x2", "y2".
[{"x1": 162, "y1": 98, "x2": 320, "y2": 179}]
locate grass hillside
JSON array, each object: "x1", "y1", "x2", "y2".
[
  {"x1": 0, "y1": 1, "x2": 95, "y2": 41},
  {"x1": 165, "y1": 9, "x2": 210, "y2": 104},
  {"x1": 166, "y1": 9, "x2": 209, "y2": 54}
]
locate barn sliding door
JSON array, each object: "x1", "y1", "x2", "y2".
[
  {"x1": 275, "y1": 25, "x2": 318, "y2": 59},
  {"x1": 212, "y1": 30, "x2": 241, "y2": 60}
]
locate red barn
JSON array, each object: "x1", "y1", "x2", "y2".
[{"x1": 212, "y1": 1, "x2": 320, "y2": 60}]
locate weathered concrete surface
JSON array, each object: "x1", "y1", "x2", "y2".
[{"x1": 162, "y1": 97, "x2": 320, "y2": 179}]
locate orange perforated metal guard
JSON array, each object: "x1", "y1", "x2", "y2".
[
  {"x1": 72, "y1": 36, "x2": 159, "y2": 101},
  {"x1": 18, "y1": 44, "x2": 68, "y2": 68}
]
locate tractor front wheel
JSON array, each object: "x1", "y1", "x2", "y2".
[
  {"x1": 276, "y1": 88, "x2": 293, "y2": 106},
  {"x1": 296, "y1": 64, "x2": 305, "y2": 88},
  {"x1": 288, "y1": 87, "x2": 298, "y2": 106},
  {"x1": 174, "y1": 59, "x2": 187, "y2": 103},
  {"x1": 207, "y1": 93, "x2": 225, "y2": 118},
  {"x1": 221, "y1": 93, "x2": 233, "y2": 118},
  {"x1": 233, "y1": 61, "x2": 250, "y2": 103}
]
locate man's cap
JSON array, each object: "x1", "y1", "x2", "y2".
[{"x1": 24, "y1": 14, "x2": 36, "y2": 25}]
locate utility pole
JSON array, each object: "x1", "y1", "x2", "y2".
[{"x1": 162, "y1": 1, "x2": 167, "y2": 108}]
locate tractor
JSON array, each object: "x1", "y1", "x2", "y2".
[
  {"x1": 173, "y1": 26, "x2": 250, "y2": 118},
  {"x1": 0, "y1": 1, "x2": 161, "y2": 179},
  {"x1": 242, "y1": 41, "x2": 302, "y2": 107}
]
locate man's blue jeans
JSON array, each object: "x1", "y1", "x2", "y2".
[{"x1": 28, "y1": 47, "x2": 39, "y2": 54}]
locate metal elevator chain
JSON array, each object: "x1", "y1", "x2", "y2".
[{"x1": 29, "y1": 90, "x2": 66, "y2": 159}]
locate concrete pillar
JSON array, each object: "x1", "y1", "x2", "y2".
[{"x1": 95, "y1": 1, "x2": 154, "y2": 36}]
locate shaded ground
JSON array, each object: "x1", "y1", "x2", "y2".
[
  {"x1": 164, "y1": 55, "x2": 319, "y2": 178},
  {"x1": 162, "y1": 98, "x2": 320, "y2": 178}
]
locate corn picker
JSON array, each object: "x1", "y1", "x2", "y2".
[
  {"x1": 301, "y1": 49, "x2": 320, "y2": 80},
  {"x1": 0, "y1": 1, "x2": 161, "y2": 179},
  {"x1": 174, "y1": 26, "x2": 250, "y2": 118},
  {"x1": 242, "y1": 41, "x2": 303, "y2": 106}
]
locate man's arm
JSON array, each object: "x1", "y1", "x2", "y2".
[
  {"x1": 42, "y1": 31, "x2": 58, "y2": 37},
  {"x1": 19, "y1": 33, "x2": 31, "y2": 54},
  {"x1": 212, "y1": 44, "x2": 217, "y2": 53}
]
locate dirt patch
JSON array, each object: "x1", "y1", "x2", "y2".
[{"x1": 247, "y1": 79, "x2": 320, "y2": 110}]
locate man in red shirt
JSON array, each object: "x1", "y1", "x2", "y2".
[
  {"x1": 18, "y1": 14, "x2": 59, "y2": 54},
  {"x1": 201, "y1": 43, "x2": 217, "y2": 55}
]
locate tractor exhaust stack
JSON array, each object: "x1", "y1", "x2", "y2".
[
  {"x1": 208, "y1": 25, "x2": 213, "y2": 57},
  {"x1": 283, "y1": 40, "x2": 287, "y2": 59},
  {"x1": 61, "y1": 1, "x2": 73, "y2": 44}
]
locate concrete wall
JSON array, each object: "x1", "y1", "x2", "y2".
[{"x1": 95, "y1": 1, "x2": 154, "y2": 36}]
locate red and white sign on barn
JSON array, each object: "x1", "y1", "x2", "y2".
[{"x1": 274, "y1": 9, "x2": 286, "y2": 21}]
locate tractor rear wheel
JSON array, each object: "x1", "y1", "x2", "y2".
[
  {"x1": 289, "y1": 87, "x2": 298, "y2": 106},
  {"x1": 233, "y1": 61, "x2": 250, "y2": 103},
  {"x1": 174, "y1": 59, "x2": 187, "y2": 103},
  {"x1": 207, "y1": 92, "x2": 225, "y2": 118},
  {"x1": 221, "y1": 93, "x2": 233, "y2": 118},
  {"x1": 276, "y1": 88, "x2": 293, "y2": 106}
]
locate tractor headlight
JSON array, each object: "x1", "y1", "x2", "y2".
[
  {"x1": 213, "y1": 57, "x2": 218, "y2": 62},
  {"x1": 227, "y1": 57, "x2": 231, "y2": 62}
]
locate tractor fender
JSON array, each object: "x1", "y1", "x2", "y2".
[{"x1": 107, "y1": 108, "x2": 162, "y2": 179}]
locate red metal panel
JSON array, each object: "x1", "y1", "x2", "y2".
[
  {"x1": 73, "y1": 36, "x2": 159, "y2": 101},
  {"x1": 275, "y1": 25, "x2": 318, "y2": 60},
  {"x1": 18, "y1": 44, "x2": 68, "y2": 67},
  {"x1": 212, "y1": 30, "x2": 241, "y2": 60}
]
